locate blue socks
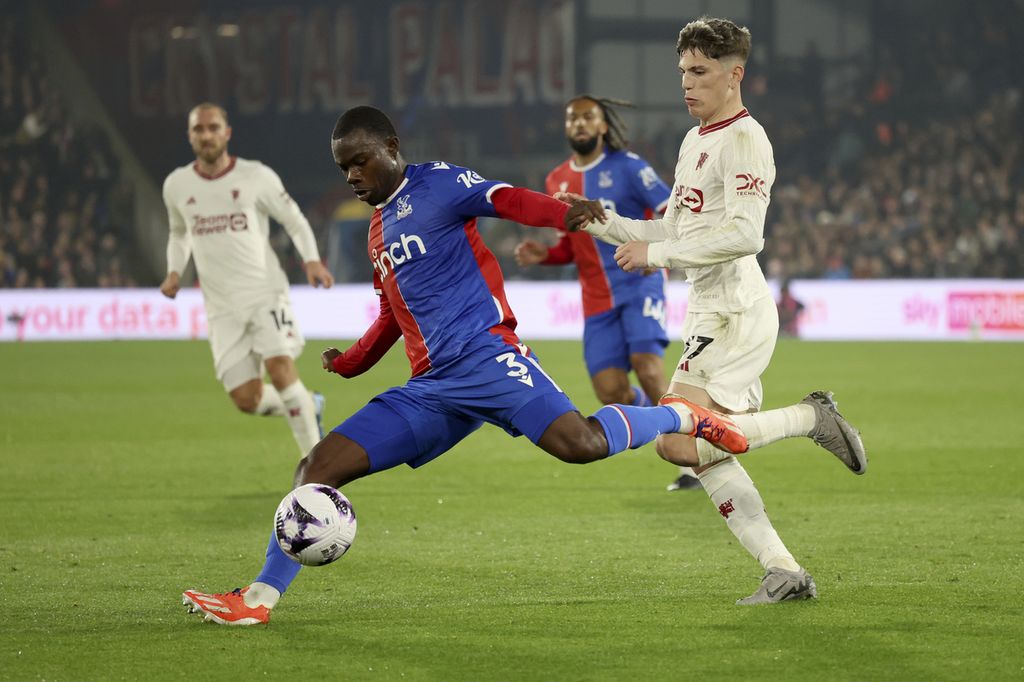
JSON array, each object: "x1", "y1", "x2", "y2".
[
  {"x1": 630, "y1": 385, "x2": 652, "y2": 407},
  {"x1": 254, "y1": 530, "x2": 302, "y2": 594},
  {"x1": 591, "y1": 404, "x2": 681, "y2": 456}
]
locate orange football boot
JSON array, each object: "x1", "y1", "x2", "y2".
[
  {"x1": 182, "y1": 587, "x2": 270, "y2": 626},
  {"x1": 659, "y1": 394, "x2": 749, "y2": 454}
]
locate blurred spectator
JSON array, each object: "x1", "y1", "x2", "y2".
[
  {"x1": 0, "y1": 11, "x2": 138, "y2": 290},
  {"x1": 777, "y1": 280, "x2": 805, "y2": 337}
]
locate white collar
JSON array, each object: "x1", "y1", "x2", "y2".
[
  {"x1": 376, "y1": 177, "x2": 410, "y2": 209},
  {"x1": 569, "y1": 152, "x2": 606, "y2": 172}
]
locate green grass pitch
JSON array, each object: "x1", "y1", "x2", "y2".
[{"x1": 1, "y1": 339, "x2": 1021, "y2": 680}]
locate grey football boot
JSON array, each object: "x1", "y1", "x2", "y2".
[
  {"x1": 737, "y1": 567, "x2": 818, "y2": 605},
  {"x1": 802, "y1": 391, "x2": 867, "y2": 474}
]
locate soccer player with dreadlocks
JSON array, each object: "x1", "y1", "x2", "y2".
[{"x1": 514, "y1": 96, "x2": 702, "y2": 491}]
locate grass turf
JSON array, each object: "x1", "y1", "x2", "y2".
[{"x1": 0, "y1": 339, "x2": 1021, "y2": 680}]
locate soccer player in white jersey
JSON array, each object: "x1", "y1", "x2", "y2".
[
  {"x1": 559, "y1": 18, "x2": 867, "y2": 604},
  {"x1": 160, "y1": 103, "x2": 335, "y2": 457}
]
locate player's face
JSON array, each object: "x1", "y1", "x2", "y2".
[
  {"x1": 332, "y1": 130, "x2": 404, "y2": 206},
  {"x1": 188, "y1": 108, "x2": 231, "y2": 164},
  {"x1": 565, "y1": 99, "x2": 607, "y2": 156},
  {"x1": 678, "y1": 49, "x2": 741, "y2": 123}
]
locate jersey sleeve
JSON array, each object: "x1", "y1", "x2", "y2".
[
  {"x1": 425, "y1": 162, "x2": 512, "y2": 220},
  {"x1": 330, "y1": 273, "x2": 401, "y2": 377},
  {"x1": 540, "y1": 232, "x2": 575, "y2": 265},
  {"x1": 627, "y1": 154, "x2": 672, "y2": 214},
  {"x1": 162, "y1": 175, "x2": 192, "y2": 275},
  {"x1": 254, "y1": 164, "x2": 321, "y2": 263},
  {"x1": 645, "y1": 127, "x2": 773, "y2": 269}
]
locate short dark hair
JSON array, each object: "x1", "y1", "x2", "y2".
[
  {"x1": 567, "y1": 95, "x2": 633, "y2": 152},
  {"x1": 332, "y1": 106, "x2": 397, "y2": 142},
  {"x1": 676, "y1": 17, "x2": 751, "y2": 62}
]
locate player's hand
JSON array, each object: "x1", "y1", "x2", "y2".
[
  {"x1": 555, "y1": 192, "x2": 606, "y2": 232},
  {"x1": 614, "y1": 241, "x2": 650, "y2": 272},
  {"x1": 159, "y1": 272, "x2": 181, "y2": 299},
  {"x1": 514, "y1": 239, "x2": 548, "y2": 266},
  {"x1": 305, "y1": 261, "x2": 335, "y2": 288},
  {"x1": 321, "y1": 347, "x2": 342, "y2": 373}
]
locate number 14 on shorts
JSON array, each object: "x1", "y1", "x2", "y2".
[{"x1": 269, "y1": 308, "x2": 294, "y2": 330}]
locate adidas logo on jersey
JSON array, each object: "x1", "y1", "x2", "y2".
[{"x1": 372, "y1": 232, "x2": 427, "y2": 280}]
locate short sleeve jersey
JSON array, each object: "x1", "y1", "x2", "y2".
[
  {"x1": 545, "y1": 150, "x2": 671, "y2": 317},
  {"x1": 368, "y1": 161, "x2": 522, "y2": 377}
]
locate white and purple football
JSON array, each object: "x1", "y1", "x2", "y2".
[{"x1": 274, "y1": 484, "x2": 357, "y2": 566}]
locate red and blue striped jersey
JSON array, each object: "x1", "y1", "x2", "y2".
[
  {"x1": 544, "y1": 150, "x2": 671, "y2": 318},
  {"x1": 367, "y1": 161, "x2": 521, "y2": 377}
]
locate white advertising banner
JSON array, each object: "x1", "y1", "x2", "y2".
[{"x1": 0, "y1": 280, "x2": 1021, "y2": 342}]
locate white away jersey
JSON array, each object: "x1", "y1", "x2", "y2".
[
  {"x1": 587, "y1": 109, "x2": 774, "y2": 312},
  {"x1": 162, "y1": 157, "x2": 320, "y2": 317}
]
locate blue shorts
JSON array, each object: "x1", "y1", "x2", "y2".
[
  {"x1": 333, "y1": 335, "x2": 577, "y2": 474},
  {"x1": 583, "y1": 295, "x2": 669, "y2": 376}
]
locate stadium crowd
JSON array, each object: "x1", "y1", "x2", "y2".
[
  {"x1": 0, "y1": 14, "x2": 138, "y2": 289},
  {"x1": 2, "y1": 2, "x2": 1020, "y2": 289}
]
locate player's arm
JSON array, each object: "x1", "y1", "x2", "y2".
[
  {"x1": 322, "y1": 283, "x2": 401, "y2": 378},
  {"x1": 515, "y1": 232, "x2": 574, "y2": 267},
  {"x1": 257, "y1": 166, "x2": 334, "y2": 288},
  {"x1": 578, "y1": 208, "x2": 675, "y2": 245},
  {"x1": 643, "y1": 133, "x2": 772, "y2": 269},
  {"x1": 161, "y1": 177, "x2": 191, "y2": 299},
  {"x1": 564, "y1": 153, "x2": 675, "y2": 246}
]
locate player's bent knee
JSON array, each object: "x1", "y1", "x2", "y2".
[
  {"x1": 655, "y1": 434, "x2": 699, "y2": 466},
  {"x1": 230, "y1": 392, "x2": 260, "y2": 414}
]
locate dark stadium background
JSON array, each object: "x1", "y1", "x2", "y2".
[{"x1": 4, "y1": 0, "x2": 1021, "y2": 288}]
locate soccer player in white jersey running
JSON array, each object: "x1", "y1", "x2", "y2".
[
  {"x1": 559, "y1": 17, "x2": 867, "y2": 604},
  {"x1": 160, "y1": 103, "x2": 335, "y2": 457}
]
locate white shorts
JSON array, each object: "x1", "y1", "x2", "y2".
[
  {"x1": 670, "y1": 295, "x2": 779, "y2": 413},
  {"x1": 208, "y1": 293, "x2": 305, "y2": 391}
]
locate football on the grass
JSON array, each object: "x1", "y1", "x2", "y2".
[{"x1": 274, "y1": 484, "x2": 357, "y2": 566}]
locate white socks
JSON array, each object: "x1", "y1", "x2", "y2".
[
  {"x1": 697, "y1": 457, "x2": 801, "y2": 572},
  {"x1": 731, "y1": 404, "x2": 816, "y2": 451},
  {"x1": 279, "y1": 380, "x2": 320, "y2": 455},
  {"x1": 695, "y1": 404, "x2": 817, "y2": 466},
  {"x1": 245, "y1": 582, "x2": 281, "y2": 609},
  {"x1": 256, "y1": 384, "x2": 286, "y2": 416}
]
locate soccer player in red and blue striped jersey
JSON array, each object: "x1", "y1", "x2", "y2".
[{"x1": 181, "y1": 106, "x2": 747, "y2": 625}]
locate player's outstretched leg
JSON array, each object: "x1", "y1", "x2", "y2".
[
  {"x1": 800, "y1": 391, "x2": 866, "y2": 474},
  {"x1": 182, "y1": 432, "x2": 370, "y2": 626},
  {"x1": 736, "y1": 567, "x2": 818, "y2": 605},
  {"x1": 670, "y1": 391, "x2": 867, "y2": 474},
  {"x1": 583, "y1": 400, "x2": 747, "y2": 458},
  {"x1": 658, "y1": 395, "x2": 750, "y2": 454}
]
